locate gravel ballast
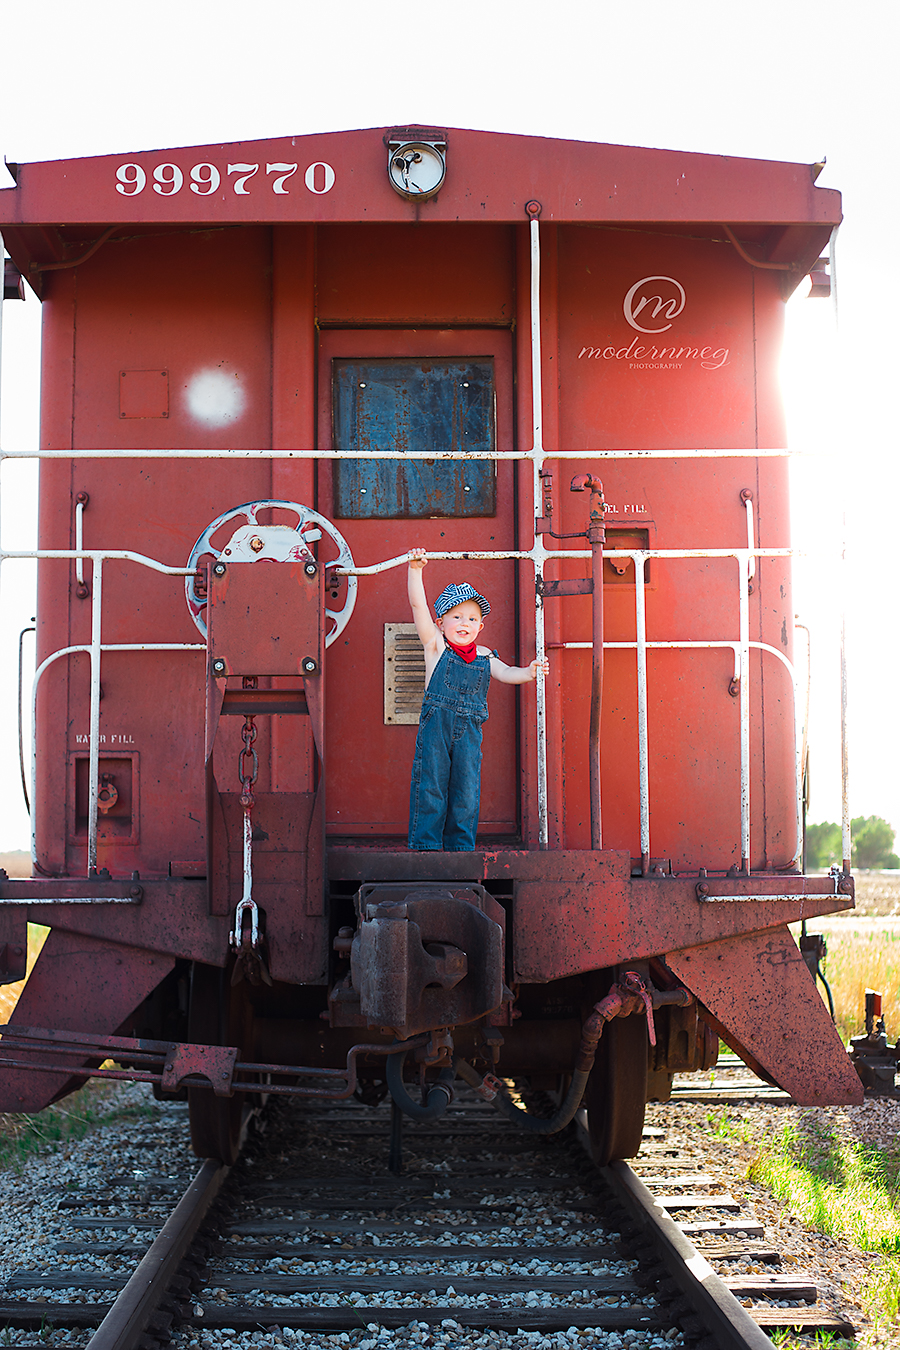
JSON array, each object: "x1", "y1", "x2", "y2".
[{"x1": 0, "y1": 1075, "x2": 897, "y2": 1348}]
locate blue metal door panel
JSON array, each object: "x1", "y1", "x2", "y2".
[{"x1": 332, "y1": 358, "x2": 496, "y2": 518}]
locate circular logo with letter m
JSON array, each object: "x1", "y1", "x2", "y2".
[{"x1": 623, "y1": 276, "x2": 686, "y2": 334}]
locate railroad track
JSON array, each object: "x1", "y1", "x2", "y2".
[{"x1": 0, "y1": 1081, "x2": 857, "y2": 1348}]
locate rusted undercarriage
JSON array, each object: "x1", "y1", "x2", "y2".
[{"x1": 0, "y1": 850, "x2": 863, "y2": 1121}]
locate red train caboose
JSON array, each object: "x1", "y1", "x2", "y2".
[{"x1": 0, "y1": 126, "x2": 862, "y2": 1163}]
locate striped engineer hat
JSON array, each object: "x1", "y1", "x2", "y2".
[{"x1": 434, "y1": 583, "x2": 491, "y2": 619}]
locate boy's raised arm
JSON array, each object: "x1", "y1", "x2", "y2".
[
  {"x1": 408, "y1": 548, "x2": 439, "y2": 647},
  {"x1": 490, "y1": 654, "x2": 550, "y2": 685}
]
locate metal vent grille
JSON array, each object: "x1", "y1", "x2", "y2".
[{"x1": 385, "y1": 623, "x2": 426, "y2": 724}]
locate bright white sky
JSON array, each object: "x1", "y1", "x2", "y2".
[{"x1": 0, "y1": 0, "x2": 897, "y2": 852}]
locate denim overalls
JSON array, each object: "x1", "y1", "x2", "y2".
[{"x1": 408, "y1": 644, "x2": 492, "y2": 851}]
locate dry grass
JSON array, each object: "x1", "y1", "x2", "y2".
[
  {"x1": 0, "y1": 851, "x2": 31, "y2": 879},
  {"x1": 0, "y1": 924, "x2": 49, "y2": 1025},
  {"x1": 852, "y1": 872, "x2": 900, "y2": 918},
  {"x1": 818, "y1": 928, "x2": 900, "y2": 1044},
  {"x1": 0, "y1": 1079, "x2": 157, "y2": 1171}
]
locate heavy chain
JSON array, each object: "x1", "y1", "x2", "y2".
[
  {"x1": 238, "y1": 716, "x2": 258, "y2": 807},
  {"x1": 232, "y1": 714, "x2": 260, "y2": 953}
]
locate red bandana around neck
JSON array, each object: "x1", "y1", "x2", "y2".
[{"x1": 445, "y1": 637, "x2": 478, "y2": 664}]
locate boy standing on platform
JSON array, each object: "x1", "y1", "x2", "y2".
[{"x1": 407, "y1": 547, "x2": 548, "y2": 851}]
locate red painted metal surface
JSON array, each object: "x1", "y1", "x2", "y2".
[
  {"x1": 666, "y1": 930, "x2": 864, "y2": 1105},
  {"x1": 0, "y1": 128, "x2": 839, "y2": 237},
  {"x1": 0, "y1": 126, "x2": 858, "y2": 1120},
  {"x1": 207, "y1": 560, "x2": 323, "y2": 677},
  {"x1": 0, "y1": 931, "x2": 174, "y2": 1111}
]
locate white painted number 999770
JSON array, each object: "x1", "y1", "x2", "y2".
[{"x1": 115, "y1": 161, "x2": 335, "y2": 197}]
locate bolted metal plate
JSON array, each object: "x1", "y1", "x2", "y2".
[
  {"x1": 119, "y1": 368, "x2": 168, "y2": 418},
  {"x1": 207, "y1": 560, "x2": 322, "y2": 677}
]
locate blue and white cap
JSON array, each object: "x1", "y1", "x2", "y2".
[{"x1": 434, "y1": 582, "x2": 490, "y2": 619}]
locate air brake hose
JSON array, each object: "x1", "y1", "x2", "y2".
[
  {"x1": 386, "y1": 1048, "x2": 456, "y2": 1123},
  {"x1": 456, "y1": 1057, "x2": 591, "y2": 1135},
  {"x1": 456, "y1": 985, "x2": 643, "y2": 1134}
]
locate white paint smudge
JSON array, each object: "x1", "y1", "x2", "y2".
[{"x1": 185, "y1": 368, "x2": 246, "y2": 427}]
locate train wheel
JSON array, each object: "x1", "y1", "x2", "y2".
[
  {"x1": 187, "y1": 962, "x2": 255, "y2": 1164},
  {"x1": 584, "y1": 1014, "x2": 648, "y2": 1166}
]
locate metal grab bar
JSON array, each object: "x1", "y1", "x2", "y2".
[
  {"x1": 529, "y1": 213, "x2": 550, "y2": 848},
  {"x1": 0, "y1": 447, "x2": 795, "y2": 461}
]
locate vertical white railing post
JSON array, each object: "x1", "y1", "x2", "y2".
[
  {"x1": 75, "y1": 497, "x2": 85, "y2": 587},
  {"x1": 738, "y1": 552, "x2": 751, "y2": 871},
  {"x1": 830, "y1": 227, "x2": 852, "y2": 874},
  {"x1": 840, "y1": 526, "x2": 851, "y2": 872},
  {"x1": 634, "y1": 551, "x2": 650, "y2": 872},
  {"x1": 528, "y1": 211, "x2": 549, "y2": 848},
  {"x1": 0, "y1": 231, "x2": 5, "y2": 624},
  {"x1": 88, "y1": 558, "x2": 103, "y2": 874},
  {"x1": 743, "y1": 490, "x2": 756, "y2": 585}
]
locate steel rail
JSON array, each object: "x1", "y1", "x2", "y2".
[
  {"x1": 88, "y1": 1157, "x2": 228, "y2": 1350},
  {"x1": 600, "y1": 1158, "x2": 775, "y2": 1350}
]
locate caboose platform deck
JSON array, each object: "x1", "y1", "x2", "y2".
[{"x1": 325, "y1": 842, "x2": 839, "y2": 888}]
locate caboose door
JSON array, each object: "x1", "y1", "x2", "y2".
[{"x1": 316, "y1": 329, "x2": 519, "y2": 841}]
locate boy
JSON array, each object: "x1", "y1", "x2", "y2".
[{"x1": 407, "y1": 547, "x2": 548, "y2": 851}]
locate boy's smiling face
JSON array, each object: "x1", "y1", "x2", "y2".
[{"x1": 438, "y1": 599, "x2": 485, "y2": 646}]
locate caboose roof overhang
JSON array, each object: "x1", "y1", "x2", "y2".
[{"x1": 0, "y1": 125, "x2": 840, "y2": 294}]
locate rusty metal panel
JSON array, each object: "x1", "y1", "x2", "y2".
[
  {"x1": 332, "y1": 358, "x2": 496, "y2": 518},
  {"x1": 317, "y1": 223, "x2": 514, "y2": 325},
  {"x1": 0, "y1": 931, "x2": 175, "y2": 1113},
  {"x1": 70, "y1": 754, "x2": 137, "y2": 845},
  {"x1": 512, "y1": 861, "x2": 855, "y2": 984},
  {"x1": 207, "y1": 560, "x2": 322, "y2": 677},
  {"x1": 555, "y1": 227, "x2": 797, "y2": 865},
  {"x1": 34, "y1": 225, "x2": 272, "y2": 880},
  {"x1": 665, "y1": 928, "x2": 864, "y2": 1106}
]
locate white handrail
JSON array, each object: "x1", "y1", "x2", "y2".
[
  {"x1": 11, "y1": 534, "x2": 797, "y2": 875},
  {"x1": 530, "y1": 216, "x2": 549, "y2": 846},
  {"x1": 30, "y1": 642, "x2": 205, "y2": 870},
  {"x1": 0, "y1": 447, "x2": 794, "y2": 460},
  {"x1": 634, "y1": 556, "x2": 650, "y2": 868},
  {"x1": 738, "y1": 553, "x2": 751, "y2": 871}
]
